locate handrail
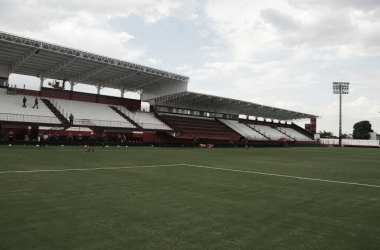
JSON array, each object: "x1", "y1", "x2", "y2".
[
  {"x1": 138, "y1": 123, "x2": 172, "y2": 130},
  {"x1": 219, "y1": 119, "x2": 250, "y2": 138},
  {"x1": 74, "y1": 118, "x2": 135, "y2": 128},
  {"x1": 0, "y1": 113, "x2": 61, "y2": 124}
]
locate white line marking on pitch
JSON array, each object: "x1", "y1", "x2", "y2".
[
  {"x1": 183, "y1": 164, "x2": 380, "y2": 188},
  {"x1": 0, "y1": 164, "x2": 180, "y2": 174}
]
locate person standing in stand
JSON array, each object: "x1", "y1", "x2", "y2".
[
  {"x1": 69, "y1": 113, "x2": 74, "y2": 125},
  {"x1": 32, "y1": 97, "x2": 38, "y2": 109},
  {"x1": 22, "y1": 96, "x2": 27, "y2": 108}
]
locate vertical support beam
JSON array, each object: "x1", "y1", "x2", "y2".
[
  {"x1": 310, "y1": 118, "x2": 317, "y2": 134},
  {"x1": 339, "y1": 87, "x2": 342, "y2": 147},
  {"x1": 120, "y1": 87, "x2": 125, "y2": 98},
  {"x1": 70, "y1": 82, "x2": 75, "y2": 91},
  {"x1": 333, "y1": 82, "x2": 349, "y2": 147},
  {"x1": 69, "y1": 81, "x2": 76, "y2": 100},
  {"x1": 96, "y1": 84, "x2": 101, "y2": 103},
  {"x1": 39, "y1": 77, "x2": 45, "y2": 94}
]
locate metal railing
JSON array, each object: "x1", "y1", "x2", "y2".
[
  {"x1": 73, "y1": 118, "x2": 135, "y2": 128},
  {"x1": 116, "y1": 106, "x2": 172, "y2": 130},
  {"x1": 139, "y1": 123, "x2": 172, "y2": 130},
  {"x1": 0, "y1": 113, "x2": 61, "y2": 124},
  {"x1": 320, "y1": 139, "x2": 380, "y2": 147}
]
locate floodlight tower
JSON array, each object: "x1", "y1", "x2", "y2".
[{"x1": 333, "y1": 82, "x2": 349, "y2": 147}]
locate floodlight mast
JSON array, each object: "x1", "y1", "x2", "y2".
[{"x1": 333, "y1": 82, "x2": 349, "y2": 147}]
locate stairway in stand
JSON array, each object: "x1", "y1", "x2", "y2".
[
  {"x1": 150, "y1": 106, "x2": 174, "y2": 130},
  {"x1": 109, "y1": 106, "x2": 142, "y2": 130},
  {"x1": 246, "y1": 124, "x2": 272, "y2": 140},
  {"x1": 275, "y1": 128, "x2": 294, "y2": 140},
  {"x1": 81, "y1": 119, "x2": 101, "y2": 135},
  {"x1": 41, "y1": 98, "x2": 71, "y2": 132}
]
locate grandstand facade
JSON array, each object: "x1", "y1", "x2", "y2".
[{"x1": 0, "y1": 31, "x2": 318, "y2": 147}]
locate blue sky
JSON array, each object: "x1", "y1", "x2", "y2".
[{"x1": 1, "y1": 0, "x2": 380, "y2": 135}]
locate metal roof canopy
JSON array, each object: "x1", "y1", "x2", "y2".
[
  {"x1": 149, "y1": 91, "x2": 319, "y2": 121},
  {"x1": 0, "y1": 31, "x2": 189, "y2": 94}
]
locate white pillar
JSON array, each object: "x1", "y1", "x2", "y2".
[
  {"x1": 39, "y1": 77, "x2": 45, "y2": 91},
  {"x1": 70, "y1": 82, "x2": 75, "y2": 91},
  {"x1": 120, "y1": 87, "x2": 125, "y2": 98}
]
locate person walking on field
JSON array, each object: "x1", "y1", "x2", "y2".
[
  {"x1": 32, "y1": 97, "x2": 38, "y2": 109},
  {"x1": 8, "y1": 130, "x2": 15, "y2": 146},
  {"x1": 39, "y1": 133, "x2": 45, "y2": 148},
  {"x1": 69, "y1": 113, "x2": 74, "y2": 125},
  {"x1": 22, "y1": 96, "x2": 27, "y2": 108},
  {"x1": 87, "y1": 132, "x2": 95, "y2": 152}
]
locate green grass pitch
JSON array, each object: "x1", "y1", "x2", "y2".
[{"x1": 0, "y1": 146, "x2": 379, "y2": 250}]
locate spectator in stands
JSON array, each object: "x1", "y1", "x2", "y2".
[
  {"x1": 69, "y1": 113, "x2": 74, "y2": 125},
  {"x1": 8, "y1": 130, "x2": 15, "y2": 146},
  {"x1": 22, "y1": 96, "x2": 27, "y2": 108},
  {"x1": 32, "y1": 97, "x2": 38, "y2": 109},
  {"x1": 87, "y1": 132, "x2": 95, "y2": 152}
]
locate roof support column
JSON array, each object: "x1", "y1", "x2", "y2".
[
  {"x1": 39, "y1": 77, "x2": 45, "y2": 91},
  {"x1": 0, "y1": 64, "x2": 9, "y2": 87},
  {"x1": 69, "y1": 81, "x2": 77, "y2": 100},
  {"x1": 120, "y1": 86, "x2": 125, "y2": 98},
  {"x1": 70, "y1": 81, "x2": 77, "y2": 91},
  {"x1": 96, "y1": 84, "x2": 103, "y2": 103}
]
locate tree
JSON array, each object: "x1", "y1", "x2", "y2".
[
  {"x1": 353, "y1": 121, "x2": 373, "y2": 139},
  {"x1": 318, "y1": 131, "x2": 335, "y2": 138},
  {"x1": 341, "y1": 133, "x2": 351, "y2": 139}
]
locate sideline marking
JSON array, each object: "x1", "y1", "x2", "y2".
[
  {"x1": 2, "y1": 163, "x2": 379, "y2": 189},
  {"x1": 183, "y1": 164, "x2": 380, "y2": 188},
  {"x1": 0, "y1": 164, "x2": 181, "y2": 174}
]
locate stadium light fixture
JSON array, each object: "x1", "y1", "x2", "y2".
[{"x1": 333, "y1": 82, "x2": 349, "y2": 147}]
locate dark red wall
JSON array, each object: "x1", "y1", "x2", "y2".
[{"x1": 16, "y1": 87, "x2": 141, "y2": 110}]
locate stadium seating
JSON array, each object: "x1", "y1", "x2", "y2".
[
  {"x1": 161, "y1": 114, "x2": 240, "y2": 140},
  {"x1": 277, "y1": 127, "x2": 313, "y2": 141},
  {"x1": 116, "y1": 108, "x2": 172, "y2": 130},
  {"x1": 49, "y1": 98, "x2": 135, "y2": 128},
  {"x1": 247, "y1": 124, "x2": 287, "y2": 140},
  {"x1": 219, "y1": 119, "x2": 267, "y2": 140},
  {"x1": 0, "y1": 89, "x2": 61, "y2": 124}
]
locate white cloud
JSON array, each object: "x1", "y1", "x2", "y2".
[
  {"x1": 146, "y1": 58, "x2": 163, "y2": 64},
  {"x1": 197, "y1": 29, "x2": 210, "y2": 38},
  {"x1": 204, "y1": 0, "x2": 380, "y2": 61}
]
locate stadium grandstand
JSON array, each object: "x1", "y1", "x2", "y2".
[{"x1": 0, "y1": 31, "x2": 318, "y2": 147}]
